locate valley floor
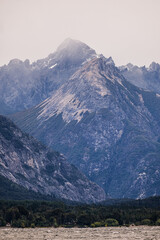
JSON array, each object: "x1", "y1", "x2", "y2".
[{"x1": 0, "y1": 226, "x2": 160, "y2": 240}]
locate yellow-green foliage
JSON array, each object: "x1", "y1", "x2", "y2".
[
  {"x1": 91, "y1": 221, "x2": 104, "y2": 227},
  {"x1": 105, "y1": 218, "x2": 119, "y2": 226},
  {"x1": 156, "y1": 219, "x2": 160, "y2": 226},
  {"x1": 141, "y1": 219, "x2": 151, "y2": 225}
]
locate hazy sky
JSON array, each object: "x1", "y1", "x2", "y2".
[{"x1": 0, "y1": 0, "x2": 160, "y2": 67}]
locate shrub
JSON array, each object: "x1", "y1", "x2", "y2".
[
  {"x1": 50, "y1": 217, "x2": 58, "y2": 227},
  {"x1": 12, "y1": 219, "x2": 26, "y2": 228},
  {"x1": 90, "y1": 223, "x2": 95, "y2": 228},
  {"x1": 105, "y1": 218, "x2": 119, "y2": 226},
  {"x1": 31, "y1": 223, "x2": 35, "y2": 228},
  {"x1": 141, "y1": 219, "x2": 151, "y2": 225},
  {"x1": 156, "y1": 219, "x2": 160, "y2": 226},
  {"x1": 90, "y1": 221, "x2": 104, "y2": 227}
]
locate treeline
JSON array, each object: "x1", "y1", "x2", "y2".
[{"x1": 0, "y1": 199, "x2": 160, "y2": 228}]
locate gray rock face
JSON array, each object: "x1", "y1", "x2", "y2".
[
  {"x1": 0, "y1": 115, "x2": 106, "y2": 203},
  {"x1": 0, "y1": 39, "x2": 97, "y2": 114},
  {"x1": 119, "y1": 62, "x2": 160, "y2": 93},
  {"x1": 11, "y1": 55, "x2": 160, "y2": 199}
]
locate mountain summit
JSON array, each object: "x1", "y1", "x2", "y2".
[
  {"x1": 56, "y1": 38, "x2": 97, "y2": 62},
  {"x1": 45, "y1": 38, "x2": 97, "y2": 69},
  {"x1": 57, "y1": 38, "x2": 87, "y2": 50},
  {"x1": 0, "y1": 39, "x2": 97, "y2": 114}
]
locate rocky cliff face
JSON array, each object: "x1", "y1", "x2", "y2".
[
  {"x1": 11, "y1": 52, "x2": 160, "y2": 199},
  {"x1": 0, "y1": 115, "x2": 106, "y2": 203},
  {"x1": 0, "y1": 38, "x2": 97, "y2": 114},
  {"x1": 119, "y1": 62, "x2": 160, "y2": 93}
]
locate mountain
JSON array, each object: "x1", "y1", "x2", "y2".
[
  {"x1": 0, "y1": 115, "x2": 106, "y2": 203},
  {"x1": 119, "y1": 62, "x2": 160, "y2": 93},
  {"x1": 11, "y1": 54, "x2": 160, "y2": 199},
  {"x1": 0, "y1": 174, "x2": 57, "y2": 201},
  {"x1": 0, "y1": 39, "x2": 97, "y2": 115}
]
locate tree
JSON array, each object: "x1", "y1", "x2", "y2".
[
  {"x1": 64, "y1": 213, "x2": 76, "y2": 226},
  {"x1": 6, "y1": 207, "x2": 20, "y2": 223},
  {"x1": 77, "y1": 214, "x2": 92, "y2": 226}
]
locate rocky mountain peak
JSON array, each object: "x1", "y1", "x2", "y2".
[
  {"x1": 73, "y1": 55, "x2": 119, "y2": 85},
  {"x1": 0, "y1": 39, "x2": 100, "y2": 115},
  {"x1": 119, "y1": 63, "x2": 137, "y2": 72},
  {"x1": 8, "y1": 59, "x2": 23, "y2": 66},
  {"x1": 29, "y1": 55, "x2": 124, "y2": 125},
  {"x1": 57, "y1": 38, "x2": 96, "y2": 55},
  {"x1": 78, "y1": 55, "x2": 114, "y2": 72},
  {"x1": 7, "y1": 59, "x2": 31, "y2": 70},
  {"x1": 120, "y1": 61, "x2": 160, "y2": 93},
  {"x1": 57, "y1": 38, "x2": 82, "y2": 50},
  {"x1": 34, "y1": 38, "x2": 97, "y2": 71},
  {"x1": 9, "y1": 58, "x2": 23, "y2": 65},
  {"x1": 52, "y1": 38, "x2": 97, "y2": 66},
  {"x1": 148, "y1": 62, "x2": 160, "y2": 71}
]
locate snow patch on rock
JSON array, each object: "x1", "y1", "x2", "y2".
[
  {"x1": 138, "y1": 94, "x2": 144, "y2": 104},
  {"x1": 49, "y1": 63, "x2": 57, "y2": 69}
]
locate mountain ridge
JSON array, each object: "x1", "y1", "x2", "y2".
[
  {"x1": 0, "y1": 115, "x2": 106, "y2": 203},
  {"x1": 0, "y1": 39, "x2": 97, "y2": 115},
  {"x1": 119, "y1": 61, "x2": 160, "y2": 93},
  {"x1": 1, "y1": 38, "x2": 159, "y2": 115},
  {"x1": 11, "y1": 53, "x2": 160, "y2": 199}
]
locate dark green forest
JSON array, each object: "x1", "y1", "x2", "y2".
[{"x1": 0, "y1": 196, "x2": 160, "y2": 228}]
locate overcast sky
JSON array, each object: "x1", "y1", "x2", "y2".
[{"x1": 0, "y1": 0, "x2": 160, "y2": 67}]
